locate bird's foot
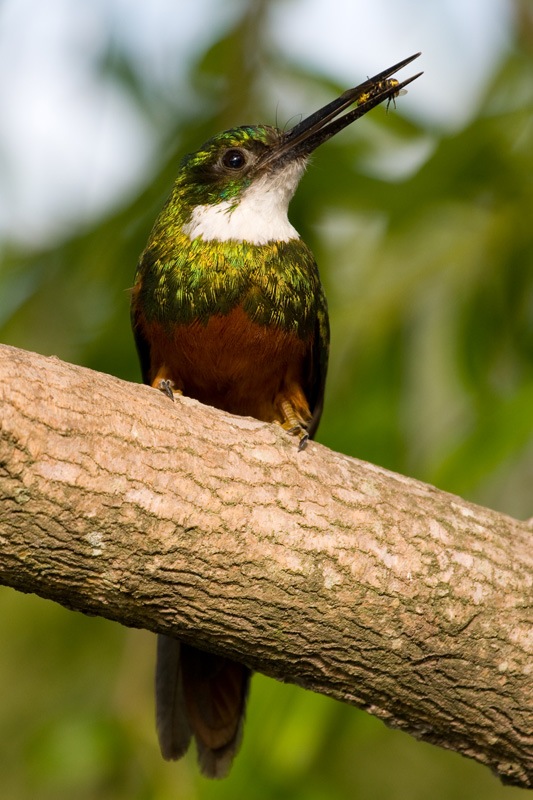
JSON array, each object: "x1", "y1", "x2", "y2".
[
  {"x1": 280, "y1": 400, "x2": 310, "y2": 450},
  {"x1": 157, "y1": 379, "x2": 182, "y2": 402}
]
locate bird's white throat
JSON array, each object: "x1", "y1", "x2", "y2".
[{"x1": 182, "y1": 160, "x2": 306, "y2": 245}]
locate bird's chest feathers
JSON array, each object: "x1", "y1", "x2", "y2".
[{"x1": 143, "y1": 238, "x2": 320, "y2": 338}]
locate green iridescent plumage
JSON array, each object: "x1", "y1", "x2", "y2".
[{"x1": 137, "y1": 235, "x2": 326, "y2": 334}]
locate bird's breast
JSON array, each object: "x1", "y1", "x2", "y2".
[{"x1": 138, "y1": 305, "x2": 311, "y2": 420}]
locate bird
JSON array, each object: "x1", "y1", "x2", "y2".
[{"x1": 130, "y1": 52, "x2": 422, "y2": 779}]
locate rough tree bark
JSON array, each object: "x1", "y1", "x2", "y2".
[{"x1": 0, "y1": 343, "x2": 531, "y2": 787}]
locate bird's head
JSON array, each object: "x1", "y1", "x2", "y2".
[
  {"x1": 175, "y1": 124, "x2": 299, "y2": 209},
  {"x1": 169, "y1": 53, "x2": 422, "y2": 245}
]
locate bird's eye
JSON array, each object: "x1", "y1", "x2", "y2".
[{"x1": 222, "y1": 149, "x2": 246, "y2": 170}]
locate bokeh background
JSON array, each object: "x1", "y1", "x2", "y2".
[{"x1": 1, "y1": 0, "x2": 532, "y2": 798}]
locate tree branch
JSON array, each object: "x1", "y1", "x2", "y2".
[{"x1": 0, "y1": 343, "x2": 531, "y2": 787}]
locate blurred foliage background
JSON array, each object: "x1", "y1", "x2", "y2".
[{"x1": 1, "y1": 0, "x2": 532, "y2": 798}]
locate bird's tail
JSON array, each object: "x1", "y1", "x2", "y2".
[{"x1": 155, "y1": 634, "x2": 250, "y2": 779}]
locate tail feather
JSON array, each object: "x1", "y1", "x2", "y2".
[
  {"x1": 155, "y1": 635, "x2": 250, "y2": 778},
  {"x1": 181, "y1": 642, "x2": 250, "y2": 778},
  {"x1": 155, "y1": 635, "x2": 191, "y2": 760},
  {"x1": 196, "y1": 731, "x2": 245, "y2": 780}
]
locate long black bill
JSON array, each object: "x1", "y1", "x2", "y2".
[{"x1": 267, "y1": 52, "x2": 422, "y2": 164}]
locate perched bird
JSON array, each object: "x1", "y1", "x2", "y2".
[{"x1": 131, "y1": 53, "x2": 421, "y2": 779}]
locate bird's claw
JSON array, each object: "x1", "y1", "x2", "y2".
[
  {"x1": 158, "y1": 379, "x2": 176, "y2": 401},
  {"x1": 297, "y1": 431, "x2": 309, "y2": 451}
]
